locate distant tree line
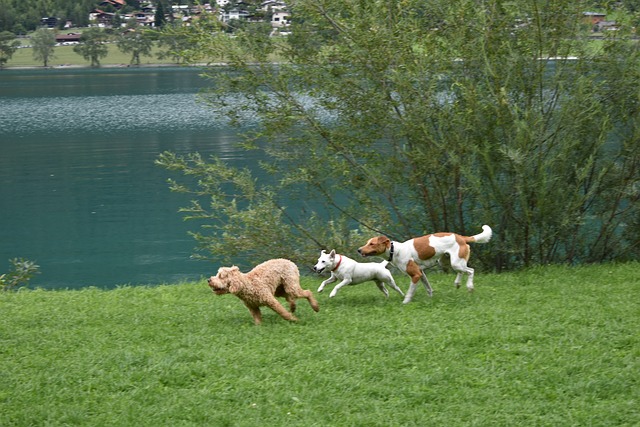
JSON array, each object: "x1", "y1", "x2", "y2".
[
  {"x1": 0, "y1": 0, "x2": 268, "y2": 34},
  {"x1": 0, "y1": 0, "x2": 97, "y2": 33},
  {"x1": 0, "y1": 0, "x2": 174, "y2": 33}
]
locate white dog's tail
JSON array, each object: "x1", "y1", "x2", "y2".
[
  {"x1": 379, "y1": 260, "x2": 390, "y2": 268},
  {"x1": 468, "y1": 225, "x2": 492, "y2": 244}
]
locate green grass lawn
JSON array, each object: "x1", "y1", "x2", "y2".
[{"x1": 1, "y1": 263, "x2": 638, "y2": 426}]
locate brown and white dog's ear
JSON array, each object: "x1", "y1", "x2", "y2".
[
  {"x1": 369, "y1": 236, "x2": 391, "y2": 247},
  {"x1": 358, "y1": 235, "x2": 391, "y2": 256}
]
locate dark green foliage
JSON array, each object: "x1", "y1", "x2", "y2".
[
  {"x1": 159, "y1": 0, "x2": 640, "y2": 271},
  {"x1": 154, "y1": 0, "x2": 167, "y2": 28},
  {"x1": 0, "y1": 0, "x2": 97, "y2": 32},
  {"x1": 30, "y1": 27, "x2": 56, "y2": 66},
  {"x1": 115, "y1": 30, "x2": 153, "y2": 65},
  {"x1": 0, "y1": 30, "x2": 20, "y2": 67},
  {"x1": 0, "y1": 0, "x2": 204, "y2": 33},
  {"x1": 73, "y1": 27, "x2": 109, "y2": 66}
]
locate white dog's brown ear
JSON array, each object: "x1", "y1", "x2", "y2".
[{"x1": 329, "y1": 249, "x2": 336, "y2": 258}]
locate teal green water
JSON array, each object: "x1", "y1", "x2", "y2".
[{"x1": 0, "y1": 67, "x2": 254, "y2": 289}]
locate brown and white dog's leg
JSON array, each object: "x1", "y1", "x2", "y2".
[
  {"x1": 403, "y1": 260, "x2": 431, "y2": 303},
  {"x1": 451, "y1": 244, "x2": 475, "y2": 292},
  {"x1": 465, "y1": 267, "x2": 475, "y2": 292},
  {"x1": 419, "y1": 272, "x2": 434, "y2": 297},
  {"x1": 451, "y1": 259, "x2": 475, "y2": 292},
  {"x1": 403, "y1": 280, "x2": 419, "y2": 304},
  {"x1": 454, "y1": 273, "x2": 463, "y2": 289}
]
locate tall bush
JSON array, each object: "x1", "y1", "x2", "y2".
[
  {"x1": 158, "y1": 0, "x2": 640, "y2": 270},
  {"x1": 31, "y1": 28, "x2": 56, "y2": 67},
  {"x1": 73, "y1": 27, "x2": 109, "y2": 67},
  {"x1": 0, "y1": 258, "x2": 40, "y2": 291}
]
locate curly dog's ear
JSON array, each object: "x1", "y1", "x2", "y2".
[
  {"x1": 225, "y1": 266, "x2": 244, "y2": 294},
  {"x1": 217, "y1": 267, "x2": 228, "y2": 280},
  {"x1": 217, "y1": 266, "x2": 239, "y2": 280}
]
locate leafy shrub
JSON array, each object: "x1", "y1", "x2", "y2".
[
  {"x1": 159, "y1": 0, "x2": 640, "y2": 271},
  {"x1": 0, "y1": 258, "x2": 40, "y2": 291}
]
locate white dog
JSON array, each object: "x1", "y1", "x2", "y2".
[{"x1": 313, "y1": 250, "x2": 405, "y2": 298}]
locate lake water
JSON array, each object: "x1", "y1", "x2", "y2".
[{"x1": 0, "y1": 67, "x2": 256, "y2": 289}]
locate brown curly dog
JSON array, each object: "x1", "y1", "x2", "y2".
[{"x1": 207, "y1": 258, "x2": 320, "y2": 325}]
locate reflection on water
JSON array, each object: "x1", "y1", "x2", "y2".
[{"x1": 0, "y1": 67, "x2": 258, "y2": 289}]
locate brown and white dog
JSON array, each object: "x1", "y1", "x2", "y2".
[{"x1": 357, "y1": 225, "x2": 492, "y2": 303}]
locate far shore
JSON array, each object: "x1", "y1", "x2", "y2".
[
  {"x1": 2, "y1": 43, "x2": 227, "y2": 70},
  {"x1": 1, "y1": 62, "x2": 231, "y2": 71},
  {"x1": 3, "y1": 63, "x2": 182, "y2": 70}
]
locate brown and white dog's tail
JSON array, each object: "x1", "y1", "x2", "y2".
[{"x1": 466, "y1": 225, "x2": 492, "y2": 244}]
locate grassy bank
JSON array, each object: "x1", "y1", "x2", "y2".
[
  {"x1": 1, "y1": 263, "x2": 638, "y2": 426},
  {"x1": 5, "y1": 44, "x2": 174, "y2": 68}
]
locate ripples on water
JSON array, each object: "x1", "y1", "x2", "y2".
[
  {"x1": 0, "y1": 94, "x2": 222, "y2": 134},
  {"x1": 0, "y1": 68, "x2": 262, "y2": 289}
]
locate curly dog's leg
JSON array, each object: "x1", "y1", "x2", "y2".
[
  {"x1": 286, "y1": 295, "x2": 297, "y2": 313},
  {"x1": 245, "y1": 303, "x2": 262, "y2": 325},
  {"x1": 286, "y1": 290, "x2": 319, "y2": 314},
  {"x1": 302, "y1": 289, "x2": 320, "y2": 312},
  {"x1": 264, "y1": 296, "x2": 298, "y2": 322},
  {"x1": 283, "y1": 276, "x2": 320, "y2": 313}
]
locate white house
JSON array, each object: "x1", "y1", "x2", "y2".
[
  {"x1": 220, "y1": 8, "x2": 250, "y2": 23},
  {"x1": 262, "y1": 1, "x2": 287, "y2": 11},
  {"x1": 271, "y1": 10, "x2": 290, "y2": 28}
]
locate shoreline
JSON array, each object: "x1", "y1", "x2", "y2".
[
  {"x1": 2, "y1": 62, "x2": 233, "y2": 71},
  {"x1": 2, "y1": 62, "x2": 184, "y2": 70}
]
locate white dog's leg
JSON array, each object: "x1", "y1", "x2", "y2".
[
  {"x1": 329, "y1": 279, "x2": 352, "y2": 298},
  {"x1": 386, "y1": 276, "x2": 405, "y2": 297},
  {"x1": 318, "y1": 273, "x2": 337, "y2": 293},
  {"x1": 374, "y1": 280, "x2": 390, "y2": 297}
]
